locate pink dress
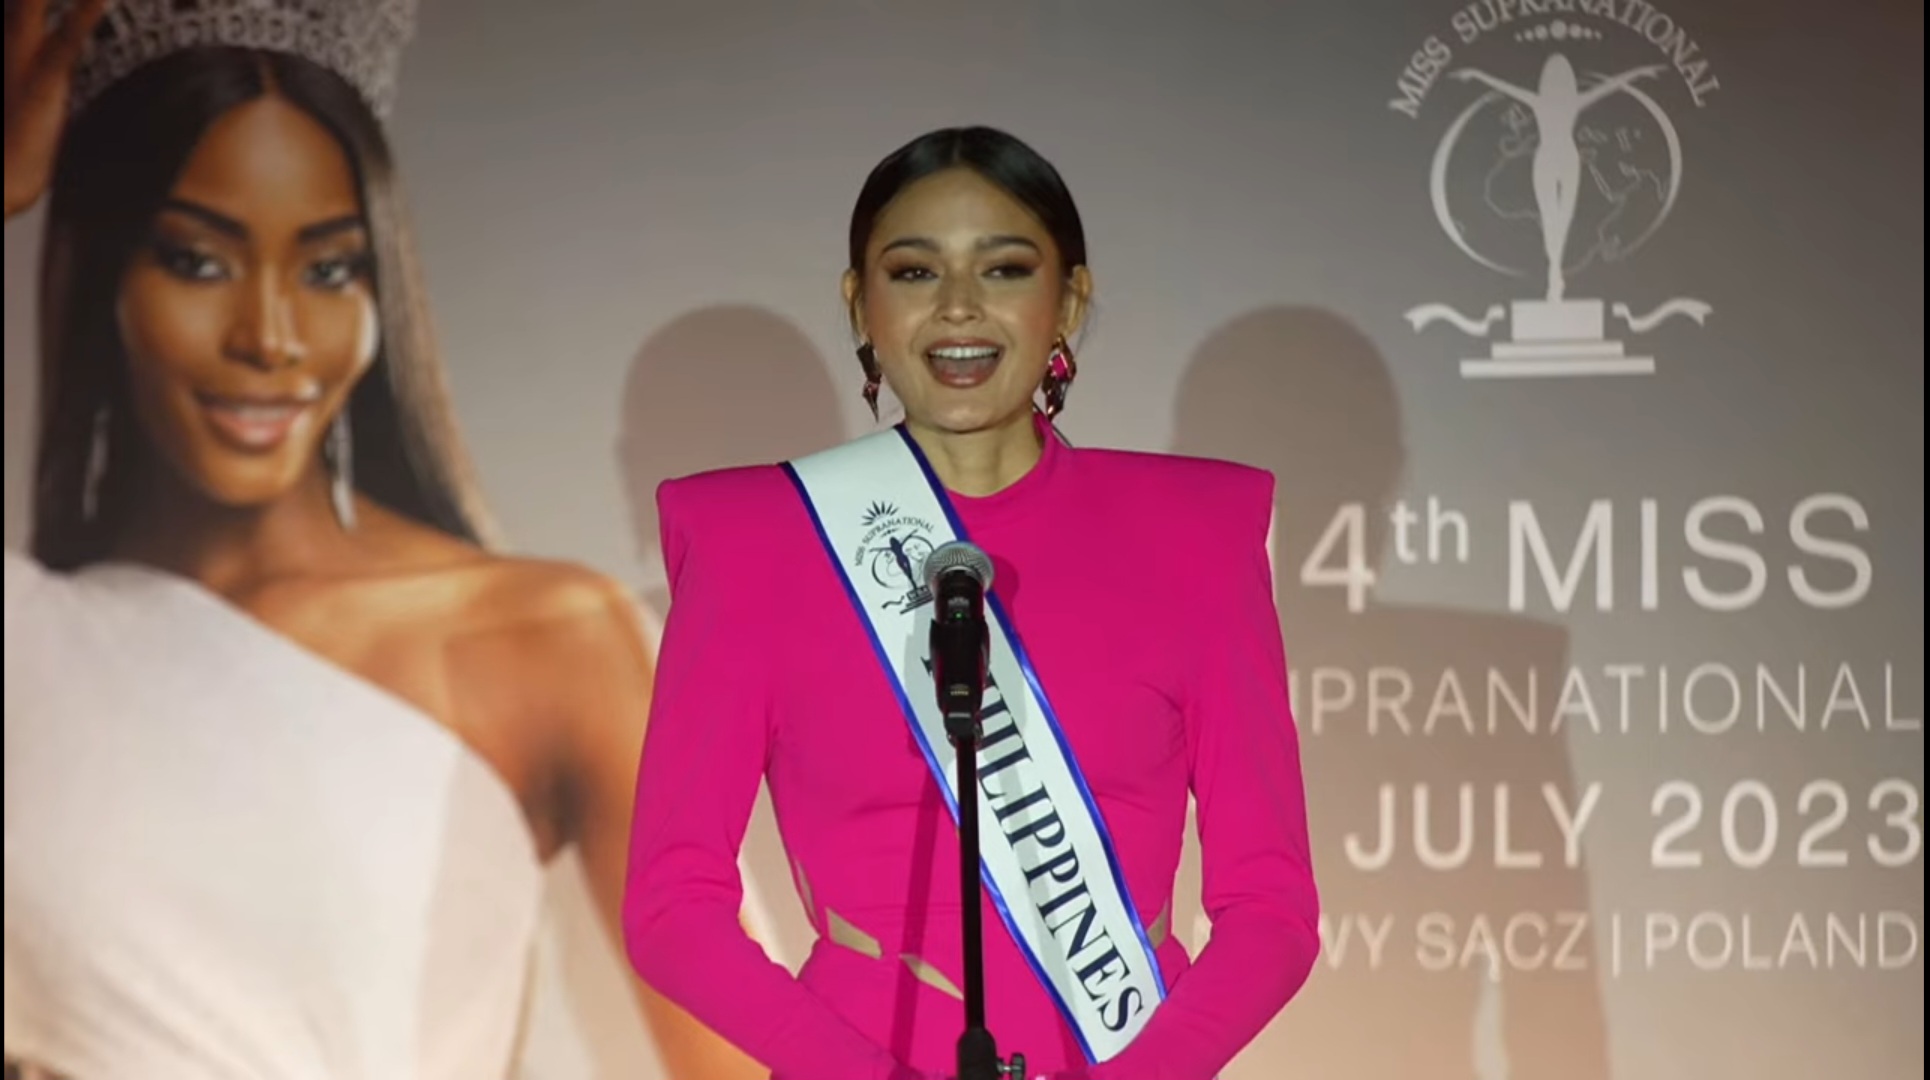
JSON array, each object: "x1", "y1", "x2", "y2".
[{"x1": 622, "y1": 424, "x2": 1318, "y2": 1080}]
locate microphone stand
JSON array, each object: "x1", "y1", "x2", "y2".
[{"x1": 938, "y1": 615, "x2": 1026, "y2": 1080}]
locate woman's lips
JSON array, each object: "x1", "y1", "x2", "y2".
[
  {"x1": 196, "y1": 394, "x2": 316, "y2": 452},
  {"x1": 925, "y1": 340, "x2": 1004, "y2": 388}
]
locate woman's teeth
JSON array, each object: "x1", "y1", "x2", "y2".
[
  {"x1": 928, "y1": 345, "x2": 1001, "y2": 361},
  {"x1": 925, "y1": 344, "x2": 1003, "y2": 387}
]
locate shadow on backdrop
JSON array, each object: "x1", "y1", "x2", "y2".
[
  {"x1": 578, "y1": 304, "x2": 848, "y2": 1075},
  {"x1": 618, "y1": 304, "x2": 850, "y2": 615},
  {"x1": 516, "y1": 307, "x2": 845, "y2": 1079},
  {"x1": 1168, "y1": 306, "x2": 1610, "y2": 1080}
]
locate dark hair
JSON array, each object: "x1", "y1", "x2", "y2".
[
  {"x1": 31, "y1": 46, "x2": 494, "y2": 570},
  {"x1": 846, "y1": 126, "x2": 1088, "y2": 276}
]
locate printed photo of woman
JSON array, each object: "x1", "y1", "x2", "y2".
[{"x1": 1, "y1": 1, "x2": 763, "y2": 1077}]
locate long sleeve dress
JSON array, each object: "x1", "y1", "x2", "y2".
[{"x1": 623, "y1": 423, "x2": 1320, "y2": 1080}]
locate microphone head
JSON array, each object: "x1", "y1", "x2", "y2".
[{"x1": 921, "y1": 540, "x2": 994, "y2": 593}]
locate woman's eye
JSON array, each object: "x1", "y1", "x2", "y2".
[
  {"x1": 306, "y1": 254, "x2": 369, "y2": 290},
  {"x1": 153, "y1": 242, "x2": 227, "y2": 282}
]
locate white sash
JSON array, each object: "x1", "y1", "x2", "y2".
[{"x1": 782, "y1": 426, "x2": 1165, "y2": 1063}]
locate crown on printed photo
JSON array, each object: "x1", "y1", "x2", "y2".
[{"x1": 54, "y1": 0, "x2": 419, "y2": 119}]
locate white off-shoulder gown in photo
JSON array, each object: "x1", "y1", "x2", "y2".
[{"x1": 3, "y1": 552, "x2": 546, "y2": 1079}]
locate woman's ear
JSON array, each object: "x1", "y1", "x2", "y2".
[
  {"x1": 1059, "y1": 264, "x2": 1094, "y2": 341},
  {"x1": 840, "y1": 268, "x2": 865, "y2": 342}
]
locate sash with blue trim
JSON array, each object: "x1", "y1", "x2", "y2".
[{"x1": 782, "y1": 425, "x2": 1164, "y2": 1063}]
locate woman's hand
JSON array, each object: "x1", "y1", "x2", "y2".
[{"x1": 4, "y1": 0, "x2": 108, "y2": 218}]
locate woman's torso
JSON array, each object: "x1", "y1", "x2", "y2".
[{"x1": 685, "y1": 436, "x2": 1259, "y2": 1074}]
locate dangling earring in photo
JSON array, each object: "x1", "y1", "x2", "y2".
[
  {"x1": 82, "y1": 403, "x2": 112, "y2": 523},
  {"x1": 325, "y1": 411, "x2": 357, "y2": 530}
]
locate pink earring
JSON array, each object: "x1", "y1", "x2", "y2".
[
  {"x1": 1040, "y1": 336, "x2": 1077, "y2": 418},
  {"x1": 856, "y1": 342, "x2": 883, "y2": 421}
]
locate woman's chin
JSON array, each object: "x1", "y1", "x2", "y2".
[
  {"x1": 907, "y1": 395, "x2": 1036, "y2": 436},
  {"x1": 180, "y1": 452, "x2": 313, "y2": 511}
]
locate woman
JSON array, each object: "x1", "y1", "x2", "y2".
[
  {"x1": 1, "y1": 2, "x2": 760, "y2": 1076},
  {"x1": 623, "y1": 126, "x2": 1320, "y2": 1080}
]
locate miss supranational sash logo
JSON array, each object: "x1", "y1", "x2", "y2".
[{"x1": 852, "y1": 500, "x2": 938, "y2": 613}]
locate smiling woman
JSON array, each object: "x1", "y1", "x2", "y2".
[
  {"x1": 840, "y1": 128, "x2": 1092, "y2": 494},
  {"x1": 30, "y1": 28, "x2": 477, "y2": 567},
  {"x1": 622, "y1": 126, "x2": 1320, "y2": 1080},
  {"x1": 109, "y1": 98, "x2": 386, "y2": 526},
  {"x1": 1, "y1": 2, "x2": 761, "y2": 1078}
]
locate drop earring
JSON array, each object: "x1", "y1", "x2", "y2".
[
  {"x1": 82, "y1": 403, "x2": 111, "y2": 522},
  {"x1": 1040, "y1": 336, "x2": 1077, "y2": 418},
  {"x1": 326, "y1": 411, "x2": 357, "y2": 530},
  {"x1": 856, "y1": 342, "x2": 883, "y2": 422}
]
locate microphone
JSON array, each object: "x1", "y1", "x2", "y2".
[
  {"x1": 921, "y1": 541, "x2": 1027, "y2": 1080},
  {"x1": 921, "y1": 540, "x2": 994, "y2": 740}
]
